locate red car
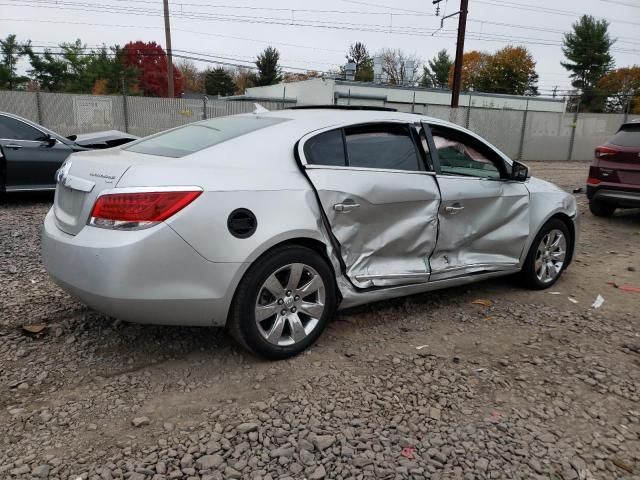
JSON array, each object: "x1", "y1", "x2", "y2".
[{"x1": 587, "y1": 121, "x2": 640, "y2": 216}]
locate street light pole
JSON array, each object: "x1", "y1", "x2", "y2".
[{"x1": 163, "y1": 0, "x2": 175, "y2": 97}]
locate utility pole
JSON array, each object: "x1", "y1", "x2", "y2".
[
  {"x1": 163, "y1": 0, "x2": 175, "y2": 97},
  {"x1": 433, "y1": 0, "x2": 468, "y2": 108}
]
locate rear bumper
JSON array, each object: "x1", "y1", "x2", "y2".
[
  {"x1": 42, "y1": 209, "x2": 247, "y2": 327},
  {"x1": 587, "y1": 185, "x2": 640, "y2": 208}
]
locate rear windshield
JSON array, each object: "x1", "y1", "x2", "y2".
[
  {"x1": 124, "y1": 115, "x2": 288, "y2": 158},
  {"x1": 610, "y1": 125, "x2": 640, "y2": 147}
]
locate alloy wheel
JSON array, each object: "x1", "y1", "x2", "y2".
[
  {"x1": 534, "y1": 229, "x2": 566, "y2": 283},
  {"x1": 254, "y1": 263, "x2": 326, "y2": 347}
]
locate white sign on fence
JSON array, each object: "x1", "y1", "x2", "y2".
[{"x1": 73, "y1": 96, "x2": 113, "y2": 129}]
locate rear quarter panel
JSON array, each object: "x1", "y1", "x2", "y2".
[{"x1": 116, "y1": 126, "x2": 331, "y2": 264}]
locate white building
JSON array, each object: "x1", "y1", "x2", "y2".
[{"x1": 245, "y1": 78, "x2": 566, "y2": 113}]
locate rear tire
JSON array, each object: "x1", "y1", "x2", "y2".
[
  {"x1": 520, "y1": 219, "x2": 571, "y2": 290},
  {"x1": 227, "y1": 245, "x2": 337, "y2": 359},
  {"x1": 589, "y1": 199, "x2": 616, "y2": 217}
]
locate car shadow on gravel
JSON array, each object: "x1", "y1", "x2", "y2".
[{"x1": 0, "y1": 191, "x2": 54, "y2": 206}]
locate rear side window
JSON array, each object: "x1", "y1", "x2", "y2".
[
  {"x1": 344, "y1": 124, "x2": 422, "y2": 171},
  {"x1": 0, "y1": 115, "x2": 48, "y2": 141},
  {"x1": 304, "y1": 129, "x2": 346, "y2": 166},
  {"x1": 125, "y1": 115, "x2": 289, "y2": 158},
  {"x1": 610, "y1": 125, "x2": 640, "y2": 147}
]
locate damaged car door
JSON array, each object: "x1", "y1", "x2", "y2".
[
  {"x1": 425, "y1": 123, "x2": 530, "y2": 281},
  {"x1": 298, "y1": 122, "x2": 440, "y2": 289}
]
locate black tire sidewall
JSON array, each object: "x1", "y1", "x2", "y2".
[
  {"x1": 522, "y1": 219, "x2": 571, "y2": 290},
  {"x1": 589, "y1": 199, "x2": 616, "y2": 217},
  {"x1": 231, "y1": 246, "x2": 337, "y2": 359}
]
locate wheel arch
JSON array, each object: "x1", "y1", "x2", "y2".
[
  {"x1": 225, "y1": 234, "x2": 341, "y2": 327},
  {"x1": 547, "y1": 212, "x2": 577, "y2": 268}
]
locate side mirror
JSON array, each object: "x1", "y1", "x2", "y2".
[
  {"x1": 45, "y1": 134, "x2": 57, "y2": 147},
  {"x1": 511, "y1": 161, "x2": 529, "y2": 182}
]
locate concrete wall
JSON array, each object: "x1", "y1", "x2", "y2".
[
  {"x1": 246, "y1": 78, "x2": 335, "y2": 105},
  {"x1": 248, "y1": 79, "x2": 566, "y2": 113}
]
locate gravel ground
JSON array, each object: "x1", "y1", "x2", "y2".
[{"x1": 1, "y1": 161, "x2": 639, "y2": 480}]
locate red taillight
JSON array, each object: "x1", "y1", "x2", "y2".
[
  {"x1": 595, "y1": 146, "x2": 618, "y2": 158},
  {"x1": 586, "y1": 177, "x2": 601, "y2": 185},
  {"x1": 89, "y1": 190, "x2": 201, "y2": 229}
]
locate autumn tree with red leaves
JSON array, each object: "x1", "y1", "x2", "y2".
[{"x1": 122, "y1": 41, "x2": 182, "y2": 97}]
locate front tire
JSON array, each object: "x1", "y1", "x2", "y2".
[
  {"x1": 589, "y1": 199, "x2": 616, "y2": 217},
  {"x1": 227, "y1": 245, "x2": 337, "y2": 359},
  {"x1": 520, "y1": 219, "x2": 571, "y2": 290}
]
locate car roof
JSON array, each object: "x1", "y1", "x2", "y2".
[
  {"x1": 243, "y1": 107, "x2": 512, "y2": 162},
  {"x1": 249, "y1": 107, "x2": 463, "y2": 132}
]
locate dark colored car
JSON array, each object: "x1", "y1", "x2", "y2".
[
  {"x1": 587, "y1": 121, "x2": 640, "y2": 216},
  {"x1": 0, "y1": 112, "x2": 137, "y2": 192}
]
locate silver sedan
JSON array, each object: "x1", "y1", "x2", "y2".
[{"x1": 42, "y1": 107, "x2": 578, "y2": 359}]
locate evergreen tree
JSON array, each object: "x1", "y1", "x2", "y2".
[
  {"x1": 0, "y1": 34, "x2": 29, "y2": 90},
  {"x1": 420, "y1": 49, "x2": 452, "y2": 89},
  {"x1": 255, "y1": 47, "x2": 281, "y2": 87},
  {"x1": 204, "y1": 67, "x2": 235, "y2": 96},
  {"x1": 346, "y1": 42, "x2": 373, "y2": 82},
  {"x1": 561, "y1": 15, "x2": 615, "y2": 112}
]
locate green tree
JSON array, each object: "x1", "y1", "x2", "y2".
[
  {"x1": 420, "y1": 49, "x2": 452, "y2": 89},
  {"x1": 58, "y1": 40, "x2": 92, "y2": 92},
  {"x1": 24, "y1": 43, "x2": 67, "y2": 91},
  {"x1": 255, "y1": 46, "x2": 281, "y2": 87},
  {"x1": 205, "y1": 67, "x2": 235, "y2": 96},
  {"x1": 86, "y1": 46, "x2": 138, "y2": 94},
  {"x1": 25, "y1": 41, "x2": 138, "y2": 94},
  {"x1": 561, "y1": 15, "x2": 615, "y2": 112},
  {"x1": 0, "y1": 34, "x2": 29, "y2": 90},
  {"x1": 346, "y1": 42, "x2": 373, "y2": 82}
]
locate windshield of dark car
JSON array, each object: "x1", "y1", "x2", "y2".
[{"x1": 124, "y1": 115, "x2": 289, "y2": 158}]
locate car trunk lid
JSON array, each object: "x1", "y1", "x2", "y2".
[{"x1": 53, "y1": 148, "x2": 168, "y2": 235}]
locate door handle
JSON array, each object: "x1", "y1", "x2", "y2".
[
  {"x1": 5, "y1": 144, "x2": 23, "y2": 149},
  {"x1": 445, "y1": 204, "x2": 465, "y2": 214},
  {"x1": 333, "y1": 202, "x2": 360, "y2": 213}
]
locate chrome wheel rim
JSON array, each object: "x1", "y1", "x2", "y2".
[
  {"x1": 535, "y1": 229, "x2": 566, "y2": 283},
  {"x1": 255, "y1": 263, "x2": 326, "y2": 347}
]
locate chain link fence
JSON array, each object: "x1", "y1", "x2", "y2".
[
  {"x1": 0, "y1": 90, "x2": 293, "y2": 138},
  {"x1": 2, "y1": 90, "x2": 639, "y2": 161}
]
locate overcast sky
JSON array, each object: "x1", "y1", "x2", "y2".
[{"x1": 3, "y1": 0, "x2": 639, "y2": 96}]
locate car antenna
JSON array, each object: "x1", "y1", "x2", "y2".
[{"x1": 253, "y1": 103, "x2": 269, "y2": 114}]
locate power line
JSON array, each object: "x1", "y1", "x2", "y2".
[
  {"x1": 8, "y1": 0, "x2": 640, "y2": 48},
  {"x1": 4, "y1": 0, "x2": 443, "y2": 35},
  {"x1": 0, "y1": 17, "x2": 339, "y2": 53},
  {"x1": 22, "y1": 46, "x2": 338, "y2": 74},
  {"x1": 82, "y1": 0, "x2": 438, "y2": 17},
  {"x1": 6, "y1": 0, "x2": 640, "y2": 54},
  {"x1": 475, "y1": 0, "x2": 640, "y2": 27},
  {"x1": 338, "y1": 0, "x2": 432, "y2": 15},
  {"x1": 599, "y1": 0, "x2": 640, "y2": 8}
]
